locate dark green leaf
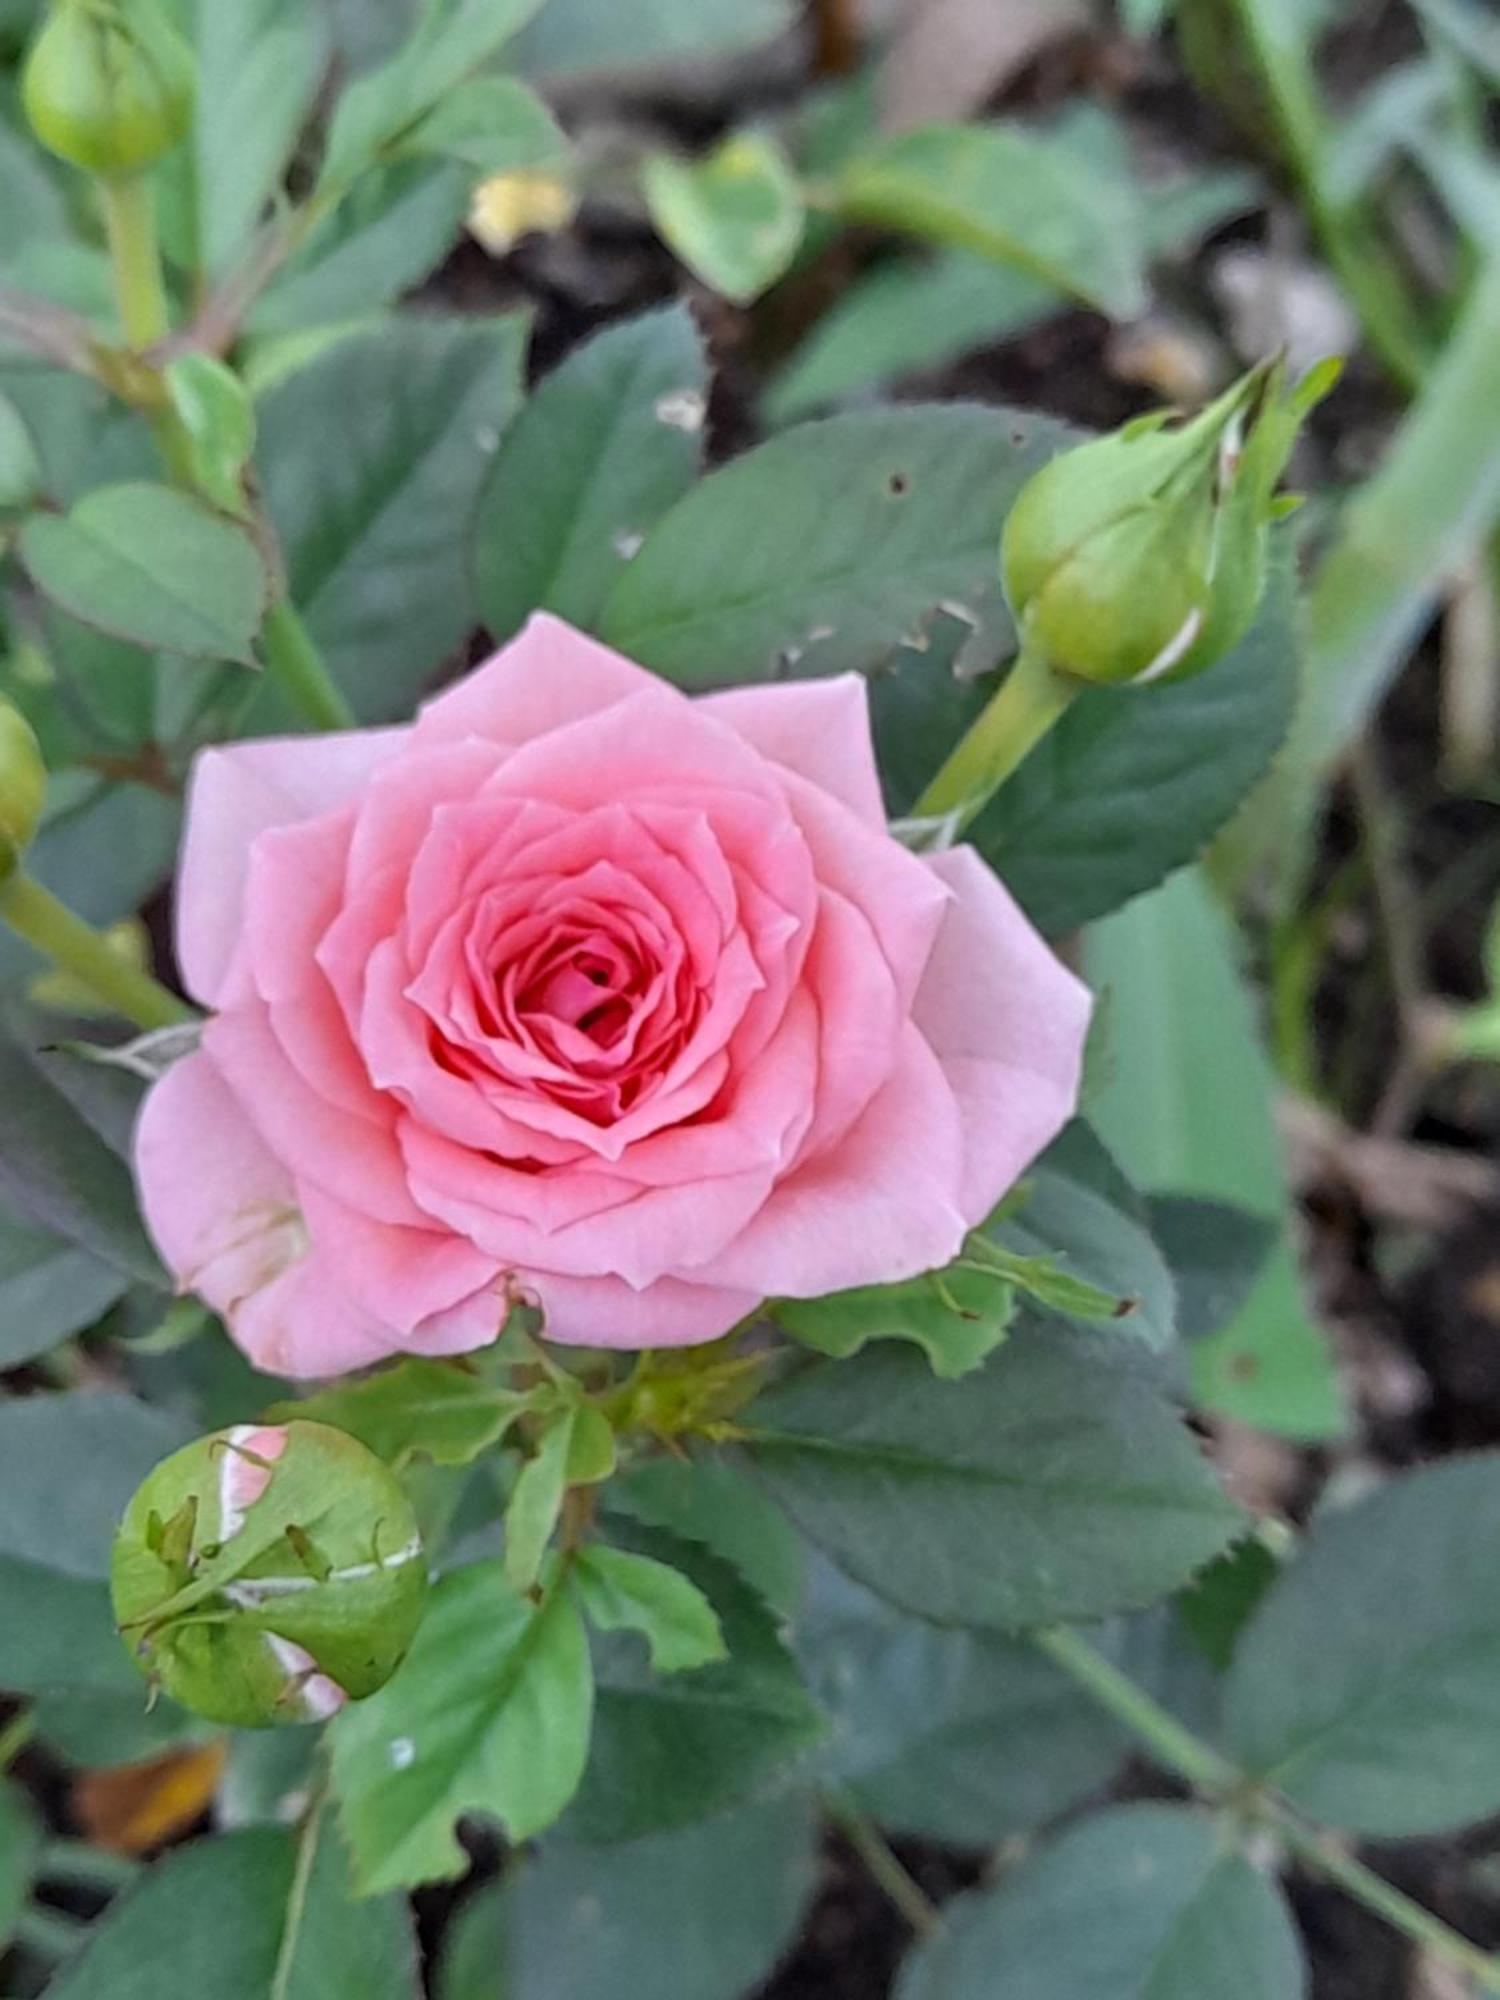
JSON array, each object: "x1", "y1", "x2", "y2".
[
  {"x1": 474, "y1": 305, "x2": 707, "y2": 642},
  {"x1": 257, "y1": 315, "x2": 527, "y2": 721},
  {"x1": 610, "y1": 1456, "x2": 804, "y2": 1617},
  {"x1": 508, "y1": 0, "x2": 795, "y2": 77},
  {"x1": 1147, "y1": 1197, "x2": 1278, "y2": 1342},
  {"x1": 0, "y1": 1207, "x2": 125, "y2": 1365},
  {"x1": 897, "y1": 1805, "x2": 1305, "y2": 2000},
  {"x1": 439, "y1": 1800, "x2": 815, "y2": 2000},
  {"x1": 331, "y1": 1561, "x2": 594, "y2": 1890},
  {"x1": 601, "y1": 403, "x2": 1070, "y2": 686},
  {"x1": 742, "y1": 1322, "x2": 1241, "y2": 1631},
  {"x1": 45, "y1": 1821, "x2": 417, "y2": 2000},
  {"x1": 406, "y1": 74, "x2": 567, "y2": 174},
  {"x1": 567, "y1": 1522, "x2": 823, "y2": 1843},
  {"x1": 0, "y1": 1779, "x2": 38, "y2": 1952},
  {"x1": 1226, "y1": 1455, "x2": 1500, "y2": 1835},
  {"x1": 797, "y1": 1559, "x2": 1127, "y2": 1845},
  {"x1": 19, "y1": 485, "x2": 269, "y2": 665},
  {"x1": 1177, "y1": 1536, "x2": 1281, "y2": 1672}
]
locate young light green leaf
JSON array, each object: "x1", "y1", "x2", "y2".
[
  {"x1": 573, "y1": 1544, "x2": 727, "y2": 1674},
  {"x1": 835, "y1": 121, "x2": 1147, "y2": 318},
  {"x1": 319, "y1": 0, "x2": 550, "y2": 192},
  {"x1": 44, "y1": 1820, "x2": 416, "y2": 2000},
  {"x1": 1226, "y1": 1455, "x2": 1500, "y2": 1835},
  {"x1": 19, "y1": 485, "x2": 269, "y2": 665},
  {"x1": 743, "y1": 1322, "x2": 1241, "y2": 1631},
  {"x1": 165, "y1": 355, "x2": 256, "y2": 518},
  {"x1": 0, "y1": 390, "x2": 42, "y2": 510},
  {"x1": 975, "y1": 1243, "x2": 1127, "y2": 1323},
  {"x1": 267, "y1": 1359, "x2": 530, "y2": 1468},
  {"x1": 770, "y1": 1261, "x2": 1015, "y2": 1378},
  {"x1": 897, "y1": 1805, "x2": 1305, "y2": 2000},
  {"x1": 505, "y1": 1409, "x2": 576, "y2": 1592},
  {"x1": 644, "y1": 132, "x2": 805, "y2": 304},
  {"x1": 331, "y1": 1561, "x2": 594, "y2": 1892},
  {"x1": 474, "y1": 304, "x2": 707, "y2": 642},
  {"x1": 406, "y1": 74, "x2": 568, "y2": 175},
  {"x1": 601, "y1": 403, "x2": 1071, "y2": 685},
  {"x1": 1085, "y1": 869, "x2": 1345, "y2": 1438}
]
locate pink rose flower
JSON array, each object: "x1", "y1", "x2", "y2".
[{"x1": 134, "y1": 617, "x2": 1090, "y2": 1376}]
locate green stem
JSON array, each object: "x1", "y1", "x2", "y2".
[
  {"x1": 269, "y1": 1777, "x2": 329, "y2": 2000},
  {"x1": 824, "y1": 1793, "x2": 942, "y2": 1937},
  {"x1": 0, "y1": 869, "x2": 192, "y2": 1030},
  {"x1": 100, "y1": 174, "x2": 170, "y2": 350},
  {"x1": 1035, "y1": 1625, "x2": 1500, "y2": 1993},
  {"x1": 1032, "y1": 1626, "x2": 1240, "y2": 1794},
  {"x1": 260, "y1": 599, "x2": 356, "y2": 734},
  {"x1": 0, "y1": 1707, "x2": 34, "y2": 1773},
  {"x1": 913, "y1": 642, "x2": 1074, "y2": 837}
]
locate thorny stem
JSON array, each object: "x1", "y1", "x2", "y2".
[
  {"x1": 1035, "y1": 1624, "x2": 1500, "y2": 1993},
  {"x1": 0, "y1": 869, "x2": 192, "y2": 1030}
]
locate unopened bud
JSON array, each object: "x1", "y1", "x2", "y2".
[
  {"x1": 111, "y1": 1421, "x2": 427, "y2": 1729},
  {"x1": 0, "y1": 699, "x2": 45, "y2": 884},
  {"x1": 23, "y1": 0, "x2": 193, "y2": 180},
  {"x1": 1001, "y1": 355, "x2": 1338, "y2": 688}
]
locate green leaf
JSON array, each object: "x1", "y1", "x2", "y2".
[
  {"x1": 0, "y1": 1206, "x2": 125, "y2": 1366},
  {"x1": 320, "y1": 0, "x2": 550, "y2": 191},
  {"x1": 836, "y1": 121, "x2": 1147, "y2": 318},
  {"x1": 610, "y1": 1456, "x2": 804, "y2": 1617},
  {"x1": 474, "y1": 305, "x2": 707, "y2": 643},
  {"x1": 1147, "y1": 1197, "x2": 1278, "y2": 1341},
  {"x1": 573, "y1": 1545, "x2": 727, "y2": 1674},
  {"x1": 0, "y1": 1779, "x2": 39, "y2": 1953},
  {"x1": 600, "y1": 403, "x2": 1071, "y2": 685},
  {"x1": 770, "y1": 1261, "x2": 1015, "y2": 1378},
  {"x1": 1084, "y1": 869, "x2": 1345, "y2": 1439},
  {"x1": 991, "y1": 1121, "x2": 1176, "y2": 1350},
  {"x1": 509, "y1": 0, "x2": 795, "y2": 77},
  {"x1": 1225, "y1": 1454, "x2": 1500, "y2": 1835},
  {"x1": 267, "y1": 1358, "x2": 529, "y2": 1467},
  {"x1": 439, "y1": 1799, "x2": 816, "y2": 2000},
  {"x1": 742, "y1": 1322, "x2": 1241, "y2": 1631},
  {"x1": 568, "y1": 1522, "x2": 823, "y2": 1843},
  {"x1": 256, "y1": 314, "x2": 527, "y2": 720},
  {"x1": 248, "y1": 159, "x2": 471, "y2": 337},
  {"x1": 189, "y1": 0, "x2": 330, "y2": 278},
  {"x1": 0, "y1": 114, "x2": 69, "y2": 263},
  {"x1": 0, "y1": 1017, "x2": 164, "y2": 1285},
  {"x1": 1176, "y1": 1535, "x2": 1280, "y2": 1671},
  {"x1": 897, "y1": 1804, "x2": 1305, "y2": 2000},
  {"x1": 505, "y1": 1407, "x2": 575, "y2": 1591},
  {"x1": 406, "y1": 74, "x2": 567, "y2": 174},
  {"x1": 164, "y1": 354, "x2": 256, "y2": 518},
  {"x1": 45, "y1": 1820, "x2": 416, "y2": 2000},
  {"x1": 331, "y1": 1560, "x2": 594, "y2": 1891},
  {"x1": 957, "y1": 555, "x2": 1301, "y2": 938},
  {"x1": 797, "y1": 1558, "x2": 1127, "y2": 1845},
  {"x1": 0, "y1": 387, "x2": 42, "y2": 510},
  {"x1": 644, "y1": 132, "x2": 804, "y2": 304},
  {"x1": 19, "y1": 485, "x2": 269, "y2": 665}
]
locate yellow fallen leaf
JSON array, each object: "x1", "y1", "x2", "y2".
[
  {"x1": 72, "y1": 1738, "x2": 227, "y2": 1855},
  {"x1": 469, "y1": 170, "x2": 578, "y2": 255}
]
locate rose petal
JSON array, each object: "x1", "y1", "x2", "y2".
[{"x1": 701, "y1": 674, "x2": 887, "y2": 826}]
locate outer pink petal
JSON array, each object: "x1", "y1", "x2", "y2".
[
  {"x1": 915, "y1": 845, "x2": 1091, "y2": 1221},
  {"x1": 134, "y1": 1051, "x2": 395, "y2": 1378},
  {"x1": 691, "y1": 1026, "x2": 968, "y2": 1297},
  {"x1": 700, "y1": 674, "x2": 887, "y2": 826},
  {"x1": 176, "y1": 729, "x2": 404, "y2": 1007},
  {"x1": 414, "y1": 614, "x2": 665, "y2": 748},
  {"x1": 529, "y1": 1269, "x2": 761, "y2": 1349},
  {"x1": 297, "y1": 1184, "x2": 507, "y2": 1348}
]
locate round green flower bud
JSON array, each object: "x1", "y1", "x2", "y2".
[
  {"x1": 0, "y1": 700, "x2": 46, "y2": 886},
  {"x1": 111, "y1": 1421, "x2": 427, "y2": 1729},
  {"x1": 23, "y1": 0, "x2": 193, "y2": 180},
  {"x1": 1001, "y1": 356, "x2": 1338, "y2": 689}
]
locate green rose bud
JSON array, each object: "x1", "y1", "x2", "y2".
[
  {"x1": 1001, "y1": 355, "x2": 1339, "y2": 689},
  {"x1": 22, "y1": 0, "x2": 193, "y2": 180},
  {"x1": 111, "y1": 1421, "x2": 427, "y2": 1728},
  {"x1": 0, "y1": 699, "x2": 46, "y2": 885}
]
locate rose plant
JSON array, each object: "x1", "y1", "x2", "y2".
[{"x1": 3, "y1": 5, "x2": 1500, "y2": 1999}]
